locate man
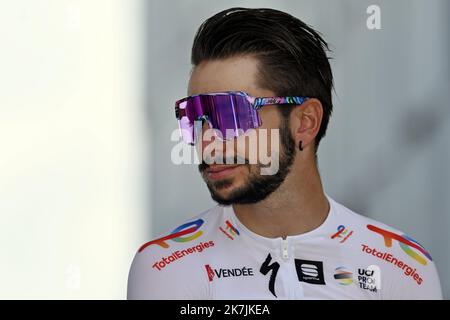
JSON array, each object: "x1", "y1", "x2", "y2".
[{"x1": 128, "y1": 7, "x2": 442, "y2": 299}]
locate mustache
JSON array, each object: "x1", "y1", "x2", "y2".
[{"x1": 198, "y1": 155, "x2": 249, "y2": 172}]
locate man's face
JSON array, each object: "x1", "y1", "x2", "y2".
[{"x1": 187, "y1": 55, "x2": 297, "y2": 205}]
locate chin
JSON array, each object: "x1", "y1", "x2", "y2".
[
  {"x1": 212, "y1": 181, "x2": 237, "y2": 194},
  {"x1": 208, "y1": 179, "x2": 238, "y2": 198}
]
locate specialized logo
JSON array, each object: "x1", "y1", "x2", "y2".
[
  {"x1": 260, "y1": 253, "x2": 280, "y2": 297},
  {"x1": 139, "y1": 219, "x2": 204, "y2": 252},
  {"x1": 357, "y1": 266, "x2": 381, "y2": 292},
  {"x1": 205, "y1": 264, "x2": 254, "y2": 282},
  {"x1": 361, "y1": 244, "x2": 423, "y2": 285},
  {"x1": 367, "y1": 224, "x2": 432, "y2": 266},
  {"x1": 152, "y1": 240, "x2": 214, "y2": 271},
  {"x1": 295, "y1": 259, "x2": 326, "y2": 285},
  {"x1": 330, "y1": 225, "x2": 353, "y2": 243},
  {"x1": 219, "y1": 220, "x2": 240, "y2": 240},
  {"x1": 260, "y1": 255, "x2": 327, "y2": 297},
  {"x1": 334, "y1": 267, "x2": 353, "y2": 285}
]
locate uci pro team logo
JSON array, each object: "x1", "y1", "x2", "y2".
[
  {"x1": 366, "y1": 224, "x2": 432, "y2": 266},
  {"x1": 138, "y1": 219, "x2": 204, "y2": 252}
]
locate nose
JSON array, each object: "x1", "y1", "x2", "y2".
[{"x1": 199, "y1": 122, "x2": 240, "y2": 164}]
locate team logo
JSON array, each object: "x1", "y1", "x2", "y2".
[
  {"x1": 260, "y1": 255, "x2": 327, "y2": 297},
  {"x1": 152, "y1": 240, "x2": 214, "y2": 271},
  {"x1": 367, "y1": 224, "x2": 432, "y2": 266},
  {"x1": 334, "y1": 265, "x2": 381, "y2": 292},
  {"x1": 334, "y1": 267, "x2": 353, "y2": 285},
  {"x1": 205, "y1": 265, "x2": 215, "y2": 282},
  {"x1": 205, "y1": 264, "x2": 254, "y2": 282},
  {"x1": 139, "y1": 219, "x2": 204, "y2": 252},
  {"x1": 361, "y1": 244, "x2": 423, "y2": 285},
  {"x1": 260, "y1": 253, "x2": 280, "y2": 297},
  {"x1": 330, "y1": 225, "x2": 354, "y2": 243},
  {"x1": 357, "y1": 266, "x2": 381, "y2": 292},
  {"x1": 295, "y1": 259, "x2": 326, "y2": 285},
  {"x1": 219, "y1": 220, "x2": 240, "y2": 240}
]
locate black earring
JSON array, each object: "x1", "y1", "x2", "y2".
[{"x1": 299, "y1": 141, "x2": 303, "y2": 151}]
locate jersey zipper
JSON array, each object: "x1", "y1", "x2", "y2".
[{"x1": 281, "y1": 238, "x2": 289, "y2": 260}]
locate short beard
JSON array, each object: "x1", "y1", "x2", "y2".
[{"x1": 198, "y1": 118, "x2": 296, "y2": 205}]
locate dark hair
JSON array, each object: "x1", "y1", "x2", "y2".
[{"x1": 191, "y1": 7, "x2": 333, "y2": 154}]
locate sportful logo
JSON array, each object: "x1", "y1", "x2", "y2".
[
  {"x1": 219, "y1": 220, "x2": 240, "y2": 240},
  {"x1": 139, "y1": 219, "x2": 204, "y2": 252},
  {"x1": 295, "y1": 259, "x2": 326, "y2": 285},
  {"x1": 366, "y1": 224, "x2": 432, "y2": 266},
  {"x1": 205, "y1": 264, "x2": 254, "y2": 282},
  {"x1": 330, "y1": 225, "x2": 354, "y2": 243},
  {"x1": 260, "y1": 255, "x2": 326, "y2": 297}
]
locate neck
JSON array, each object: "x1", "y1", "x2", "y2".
[{"x1": 232, "y1": 156, "x2": 330, "y2": 239}]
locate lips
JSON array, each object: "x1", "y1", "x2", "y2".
[
  {"x1": 207, "y1": 165, "x2": 239, "y2": 173},
  {"x1": 206, "y1": 165, "x2": 240, "y2": 180}
]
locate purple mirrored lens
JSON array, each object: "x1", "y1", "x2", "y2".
[
  {"x1": 176, "y1": 100, "x2": 195, "y2": 145},
  {"x1": 176, "y1": 93, "x2": 261, "y2": 144},
  {"x1": 206, "y1": 94, "x2": 261, "y2": 140}
]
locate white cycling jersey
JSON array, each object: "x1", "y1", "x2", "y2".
[{"x1": 127, "y1": 194, "x2": 442, "y2": 299}]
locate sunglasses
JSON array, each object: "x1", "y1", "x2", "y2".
[{"x1": 175, "y1": 91, "x2": 309, "y2": 145}]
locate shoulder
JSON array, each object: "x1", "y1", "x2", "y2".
[
  {"x1": 127, "y1": 205, "x2": 223, "y2": 299},
  {"x1": 332, "y1": 199, "x2": 442, "y2": 299}
]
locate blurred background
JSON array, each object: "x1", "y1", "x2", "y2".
[{"x1": 0, "y1": 0, "x2": 449, "y2": 299}]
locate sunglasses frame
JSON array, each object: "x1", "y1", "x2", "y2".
[
  {"x1": 174, "y1": 91, "x2": 310, "y2": 145},
  {"x1": 175, "y1": 91, "x2": 309, "y2": 120}
]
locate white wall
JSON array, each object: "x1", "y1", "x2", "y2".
[{"x1": 0, "y1": 0, "x2": 148, "y2": 299}]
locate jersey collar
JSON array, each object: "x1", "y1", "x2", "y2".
[{"x1": 222, "y1": 193, "x2": 339, "y2": 249}]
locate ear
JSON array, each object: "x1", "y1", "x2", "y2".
[{"x1": 290, "y1": 98, "x2": 323, "y2": 150}]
